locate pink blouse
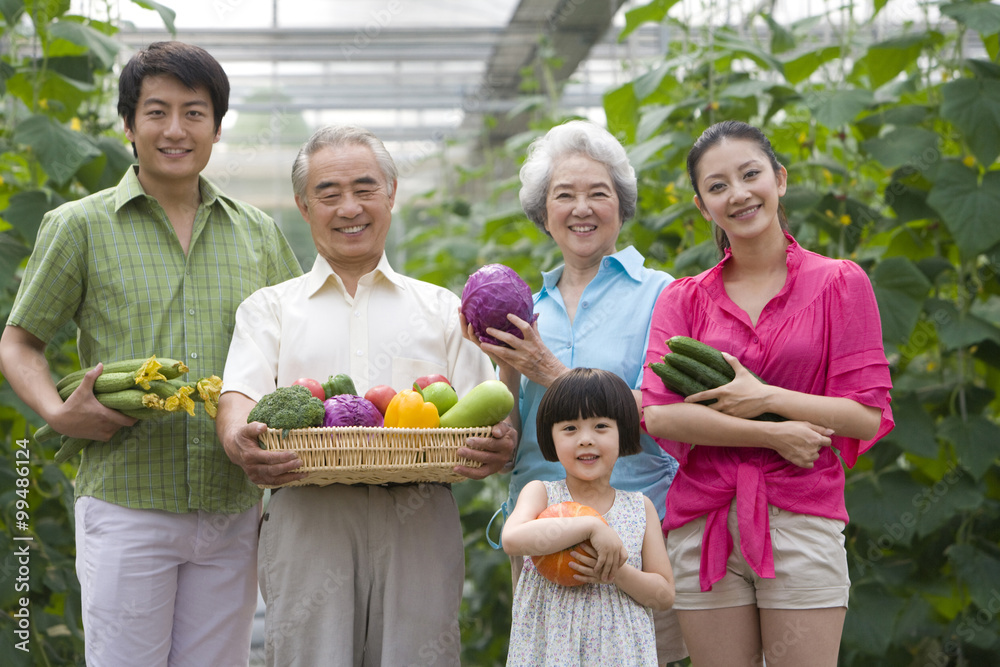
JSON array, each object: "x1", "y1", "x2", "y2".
[{"x1": 641, "y1": 236, "x2": 894, "y2": 592}]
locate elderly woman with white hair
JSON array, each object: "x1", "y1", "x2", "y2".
[{"x1": 465, "y1": 119, "x2": 688, "y2": 665}]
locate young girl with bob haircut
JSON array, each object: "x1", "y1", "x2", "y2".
[
  {"x1": 503, "y1": 367, "x2": 675, "y2": 666},
  {"x1": 641, "y1": 120, "x2": 894, "y2": 666}
]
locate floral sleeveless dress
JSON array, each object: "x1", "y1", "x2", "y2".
[{"x1": 506, "y1": 479, "x2": 658, "y2": 666}]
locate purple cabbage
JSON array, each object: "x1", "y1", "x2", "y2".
[
  {"x1": 460, "y1": 264, "x2": 538, "y2": 348},
  {"x1": 323, "y1": 394, "x2": 384, "y2": 427}
]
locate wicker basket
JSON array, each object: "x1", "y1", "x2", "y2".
[{"x1": 257, "y1": 425, "x2": 492, "y2": 488}]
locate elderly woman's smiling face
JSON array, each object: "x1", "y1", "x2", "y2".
[{"x1": 544, "y1": 152, "x2": 621, "y2": 267}]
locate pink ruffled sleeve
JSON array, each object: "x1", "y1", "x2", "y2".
[{"x1": 825, "y1": 261, "x2": 895, "y2": 467}]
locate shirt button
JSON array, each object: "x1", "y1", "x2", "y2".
[
  {"x1": 356, "y1": 350, "x2": 363, "y2": 356},
  {"x1": 190, "y1": 352, "x2": 198, "y2": 359},
  {"x1": 566, "y1": 342, "x2": 572, "y2": 349},
  {"x1": 354, "y1": 311, "x2": 361, "y2": 317},
  {"x1": 188, "y1": 309, "x2": 195, "y2": 315},
  {"x1": 582, "y1": 301, "x2": 589, "y2": 308},
  {"x1": 192, "y1": 437, "x2": 200, "y2": 444},
  {"x1": 753, "y1": 337, "x2": 759, "y2": 344}
]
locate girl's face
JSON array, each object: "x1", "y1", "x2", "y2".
[
  {"x1": 692, "y1": 138, "x2": 787, "y2": 244},
  {"x1": 552, "y1": 415, "x2": 620, "y2": 483}
]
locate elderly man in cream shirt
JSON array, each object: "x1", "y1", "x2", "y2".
[{"x1": 216, "y1": 125, "x2": 516, "y2": 667}]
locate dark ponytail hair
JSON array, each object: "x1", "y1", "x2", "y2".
[{"x1": 686, "y1": 120, "x2": 789, "y2": 256}]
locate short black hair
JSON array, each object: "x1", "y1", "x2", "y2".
[
  {"x1": 118, "y1": 41, "x2": 230, "y2": 132},
  {"x1": 536, "y1": 368, "x2": 642, "y2": 462}
]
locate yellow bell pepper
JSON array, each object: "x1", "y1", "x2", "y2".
[{"x1": 384, "y1": 389, "x2": 440, "y2": 428}]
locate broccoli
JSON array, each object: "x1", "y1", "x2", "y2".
[{"x1": 248, "y1": 384, "x2": 325, "y2": 431}]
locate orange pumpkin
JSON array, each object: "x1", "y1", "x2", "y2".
[{"x1": 531, "y1": 501, "x2": 608, "y2": 587}]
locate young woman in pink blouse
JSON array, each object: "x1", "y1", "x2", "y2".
[{"x1": 641, "y1": 120, "x2": 894, "y2": 667}]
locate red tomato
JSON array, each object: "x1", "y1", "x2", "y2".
[
  {"x1": 293, "y1": 378, "x2": 325, "y2": 400},
  {"x1": 413, "y1": 374, "x2": 450, "y2": 390}
]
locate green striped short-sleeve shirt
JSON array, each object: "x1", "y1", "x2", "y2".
[{"x1": 8, "y1": 166, "x2": 303, "y2": 513}]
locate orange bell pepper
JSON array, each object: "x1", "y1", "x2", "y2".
[{"x1": 383, "y1": 389, "x2": 440, "y2": 428}]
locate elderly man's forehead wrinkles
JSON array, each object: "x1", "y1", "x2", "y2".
[{"x1": 313, "y1": 175, "x2": 380, "y2": 193}]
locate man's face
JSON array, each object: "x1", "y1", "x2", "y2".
[
  {"x1": 124, "y1": 74, "x2": 220, "y2": 188},
  {"x1": 295, "y1": 143, "x2": 396, "y2": 273}
]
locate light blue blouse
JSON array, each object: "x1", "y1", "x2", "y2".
[{"x1": 508, "y1": 246, "x2": 679, "y2": 520}]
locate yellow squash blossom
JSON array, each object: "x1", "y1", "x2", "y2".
[
  {"x1": 840, "y1": 214, "x2": 852, "y2": 226},
  {"x1": 142, "y1": 394, "x2": 165, "y2": 410},
  {"x1": 134, "y1": 355, "x2": 167, "y2": 390},
  {"x1": 164, "y1": 386, "x2": 196, "y2": 417},
  {"x1": 197, "y1": 376, "x2": 223, "y2": 418}
]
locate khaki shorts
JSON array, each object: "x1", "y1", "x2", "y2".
[{"x1": 667, "y1": 500, "x2": 850, "y2": 611}]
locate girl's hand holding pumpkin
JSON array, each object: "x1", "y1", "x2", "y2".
[{"x1": 569, "y1": 522, "x2": 628, "y2": 583}]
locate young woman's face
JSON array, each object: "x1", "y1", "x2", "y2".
[
  {"x1": 692, "y1": 138, "x2": 787, "y2": 244},
  {"x1": 552, "y1": 415, "x2": 620, "y2": 483}
]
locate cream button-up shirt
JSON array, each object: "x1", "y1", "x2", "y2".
[{"x1": 222, "y1": 252, "x2": 494, "y2": 401}]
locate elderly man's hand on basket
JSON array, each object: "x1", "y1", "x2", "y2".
[
  {"x1": 455, "y1": 420, "x2": 518, "y2": 480},
  {"x1": 217, "y1": 391, "x2": 306, "y2": 487}
]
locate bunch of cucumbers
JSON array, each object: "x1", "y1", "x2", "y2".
[{"x1": 648, "y1": 336, "x2": 785, "y2": 422}]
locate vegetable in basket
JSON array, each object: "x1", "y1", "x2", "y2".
[
  {"x1": 439, "y1": 380, "x2": 515, "y2": 428},
  {"x1": 323, "y1": 394, "x2": 384, "y2": 427},
  {"x1": 248, "y1": 385, "x2": 325, "y2": 431},
  {"x1": 383, "y1": 389, "x2": 440, "y2": 428},
  {"x1": 323, "y1": 373, "x2": 358, "y2": 398},
  {"x1": 460, "y1": 264, "x2": 538, "y2": 348}
]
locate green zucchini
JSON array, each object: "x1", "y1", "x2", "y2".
[
  {"x1": 666, "y1": 336, "x2": 736, "y2": 381},
  {"x1": 648, "y1": 362, "x2": 715, "y2": 405},
  {"x1": 664, "y1": 352, "x2": 733, "y2": 389},
  {"x1": 54, "y1": 436, "x2": 92, "y2": 464}
]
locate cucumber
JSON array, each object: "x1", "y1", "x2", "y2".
[
  {"x1": 666, "y1": 336, "x2": 736, "y2": 381},
  {"x1": 648, "y1": 363, "x2": 716, "y2": 405},
  {"x1": 663, "y1": 352, "x2": 733, "y2": 389},
  {"x1": 54, "y1": 436, "x2": 92, "y2": 464},
  {"x1": 439, "y1": 380, "x2": 514, "y2": 428}
]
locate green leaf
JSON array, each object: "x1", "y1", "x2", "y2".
[
  {"x1": 881, "y1": 393, "x2": 939, "y2": 458},
  {"x1": 915, "y1": 468, "x2": 983, "y2": 538},
  {"x1": 0, "y1": 231, "x2": 31, "y2": 289},
  {"x1": 781, "y1": 45, "x2": 842, "y2": 85},
  {"x1": 861, "y1": 126, "x2": 940, "y2": 170},
  {"x1": 1, "y1": 189, "x2": 53, "y2": 242},
  {"x1": 926, "y1": 161, "x2": 1000, "y2": 257},
  {"x1": 626, "y1": 132, "x2": 687, "y2": 171},
  {"x1": 603, "y1": 82, "x2": 638, "y2": 143},
  {"x1": 941, "y1": 1, "x2": 1000, "y2": 37},
  {"x1": 802, "y1": 88, "x2": 875, "y2": 129},
  {"x1": 129, "y1": 0, "x2": 177, "y2": 35},
  {"x1": 619, "y1": 0, "x2": 682, "y2": 41},
  {"x1": 762, "y1": 13, "x2": 795, "y2": 54},
  {"x1": 711, "y1": 32, "x2": 784, "y2": 73},
  {"x1": 948, "y1": 544, "x2": 1000, "y2": 610},
  {"x1": 852, "y1": 34, "x2": 930, "y2": 89},
  {"x1": 845, "y1": 470, "x2": 924, "y2": 546},
  {"x1": 633, "y1": 61, "x2": 672, "y2": 101},
  {"x1": 843, "y1": 582, "x2": 907, "y2": 655},
  {"x1": 12, "y1": 115, "x2": 102, "y2": 187},
  {"x1": 939, "y1": 78, "x2": 1000, "y2": 167},
  {"x1": 871, "y1": 256, "x2": 932, "y2": 344},
  {"x1": 937, "y1": 415, "x2": 1000, "y2": 480},
  {"x1": 924, "y1": 298, "x2": 1000, "y2": 351},
  {"x1": 0, "y1": 0, "x2": 25, "y2": 25},
  {"x1": 48, "y1": 20, "x2": 120, "y2": 70}
]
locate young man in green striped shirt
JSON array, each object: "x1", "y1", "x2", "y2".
[{"x1": 0, "y1": 41, "x2": 302, "y2": 665}]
